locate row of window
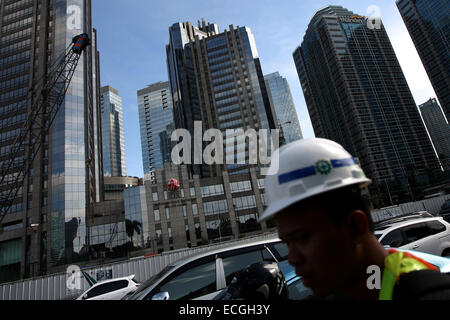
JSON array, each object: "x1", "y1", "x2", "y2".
[
  {"x1": 0, "y1": 99, "x2": 26, "y2": 116},
  {"x1": 212, "y1": 73, "x2": 234, "y2": 85},
  {"x1": 200, "y1": 184, "x2": 224, "y2": 197},
  {"x1": 0, "y1": 38, "x2": 31, "y2": 55},
  {"x1": 0, "y1": 61, "x2": 29, "y2": 78},
  {"x1": 0, "y1": 74, "x2": 29, "y2": 90},
  {"x1": 218, "y1": 110, "x2": 241, "y2": 122},
  {"x1": 203, "y1": 199, "x2": 228, "y2": 216},
  {"x1": 0, "y1": 86, "x2": 28, "y2": 102},
  {"x1": 230, "y1": 180, "x2": 252, "y2": 193},
  {"x1": 3, "y1": 0, "x2": 34, "y2": 13},
  {"x1": 216, "y1": 96, "x2": 238, "y2": 107},
  {"x1": 0, "y1": 50, "x2": 30, "y2": 67},
  {"x1": 0, "y1": 111, "x2": 27, "y2": 128},
  {"x1": 2, "y1": 16, "x2": 32, "y2": 33},
  {"x1": 2, "y1": 6, "x2": 33, "y2": 23},
  {"x1": 1, "y1": 27, "x2": 32, "y2": 45}
]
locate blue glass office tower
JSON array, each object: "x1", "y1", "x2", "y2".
[
  {"x1": 101, "y1": 86, "x2": 126, "y2": 177},
  {"x1": 137, "y1": 81, "x2": 175, "y2": 182},
  {"x1": 0, "y1": 0, "x2": 103, "y2": 281},
  {"x1": 293, "y1": 6, "x2": 440, "y2": 206},
  {"x1": 397, "y1": 0, "x2": 450, "y2": 122},
  {"x1": 166, "y1": 20, "x2": 276, "y2": 177},
  {"x1": 50, "y1": 0, "x2": 103, "y2": 268},
  {"x1": 264, "y1": 72, "x2": 303, "y2": 143},
  {"x1": 419, "y1": 98, "x2": 450, "y2": 171}
]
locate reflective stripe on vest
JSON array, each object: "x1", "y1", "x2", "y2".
[{"x1": 378, "y1": 249, "x2": 439, "y2": 300}]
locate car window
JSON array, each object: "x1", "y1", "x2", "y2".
[
  {"x1": 402, "y1": 223, "x2": 430, "y2": 243},
  {"x1": 427, "y1": 220, "x2": 446, "y2": 235},
  {"x1": 287, "y1": 278, "x2": 314, "y2": 300},
  {"x1": 108, "y1": 280, "x2": 128, "y2": 291},
  {"x1": 380, "y1": 229, "x2": 405, "y2": 247},
  {"x1": 271, "y1": 242, "x2": 289, "y2": 261},
  {"x1": 222, "y1": 249, "x2": 271, "y2": 285},
  {"x1": 152, "y1": 260, "x2": 216, "y2": 300},
  {"x1": 86, "y1": 283, "x2": 114, "y2": 299}
]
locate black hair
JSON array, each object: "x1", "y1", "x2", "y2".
[{"x1": 294, "y1": 185, "x2": 374, "y2": 233}]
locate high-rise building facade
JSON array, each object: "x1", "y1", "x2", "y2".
[
  {"x1": 419, "y1": 98, "x2": 450, "y2": 171},
  {"x1": 166, "y1": 20, "x2": 277, "y2": 177},
  {"x1": 264, "y1": 72, "x2": 303, "y2": 143},
  {"x1": 397, "y1": 0, "x2": 450, "y2": 121},
  {"x1": 100, "y1": 86, "x2": 126, "y2": 177},
  {"x1": 0, "y1": 0, "x2": 103, "y2": 282},
  {"x1": 293, "y1": 6, "x2": 440, "y2": 205},
  {"x1": 137, "y1": 81, "x2": 174, "y2": 182}
]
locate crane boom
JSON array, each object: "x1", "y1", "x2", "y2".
[{"x1": 0, "y1": 33, "x2": 90, "y2": 227}]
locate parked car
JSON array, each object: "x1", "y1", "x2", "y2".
[
  {"x1": 123, "y1": 237, "x2": 288, "y2": 300},
  {"x1": 76, "y1": 274, "x2": 139, "y2": 300},
  {"x1": 374, "y1": 217, "x2": 450, "y2": 257},
  {"x1": 439, "y1": 200, "x2": 450, "y2": 223}
]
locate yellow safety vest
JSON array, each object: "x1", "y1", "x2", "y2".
[{"x1": 379, "y1": 249, "x2": 439, "y2": 300}]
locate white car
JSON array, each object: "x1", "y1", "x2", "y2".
[
  {"x1": 76, "y1": 274, "x2": 139, "y2": 300},
  {"x1": 374, "y1": 217, "x2": 450, "y2": 257}
]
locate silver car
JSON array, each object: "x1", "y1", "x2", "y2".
[
  {"x1": 374, "y1": 217, "x2": 450, "y2": 257},
  {"x1": 123, "y1": 238, "x2": 288, "y2": 300}
]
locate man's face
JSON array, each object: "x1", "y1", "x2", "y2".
[{"x1": 275, "y1": 202, "x2": 358, "y2": 297}]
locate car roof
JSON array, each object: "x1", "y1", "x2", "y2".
[
  {"x1": 374, "y1": 217, "x2": 445, "y2": 236},
  {"x1": 169, "y1": 236, "x2": 282, "y2": 268},
  {"x1": 91, "y1": 274, "x2": 135, "y2": 286}
]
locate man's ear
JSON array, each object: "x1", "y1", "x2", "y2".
[{"x1": 346, "y1": 210, "x2": 370, "y2": 242}]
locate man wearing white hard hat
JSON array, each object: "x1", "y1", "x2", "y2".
[{"x1": 258, "y1": 138, "x2": 450, "y2": 300}]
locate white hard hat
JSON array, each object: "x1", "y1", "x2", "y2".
[{"x1": 258, "y1": 138, "x2": 371, "y2": 222}]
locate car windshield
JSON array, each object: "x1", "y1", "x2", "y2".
[
  {"x1": 125, "y1": 265, "x2": 175, "y2": 300},
  {"x1": 374, "y1": 233, "x2": 383, "y2": 239}
]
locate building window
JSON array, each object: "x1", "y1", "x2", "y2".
[
  {"x1": 230, "y1": 180, "x2": 252, "y2": 193},
  {"x1": 190, "y1": 187, "x2": 195, "y2": 197},
  {"x1": 154, "y1": 209, "x2": 160, "y2": 221},
  {"x1": 233, "y1": 195, "x2": 257, "y2": 211},
  {"x1": 165, "y1": 207, "x2": 170, "y2": 220},
  {"x1": 200, "y1": 184, "x2": 224, "y2": 197},
  {"x1": 203, "y1": 199, "x2": 228, "y2": 215},
  {"x1": 192, "y1": 203, "x2": 198, "y2": 215},
  {"x1": 152, "y1": 192, "x2": 158, "y2": 201}
]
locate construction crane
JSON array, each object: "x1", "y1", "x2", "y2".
[{"x1": 0, "y1": 33, "x2": 90, "y2": 228}]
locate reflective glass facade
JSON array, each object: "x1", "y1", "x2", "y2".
[
  {"x1": 419, "y1": 98, "x2": 450, "y2": 170},
  {"x1": 0, "y1": 0, "x2": 102, "y2": 279},
  {"x1": 101, "y1": 86, "x2": 126, "y2": 177},
  {"x1": 166, "y1": 21, "x2": 276, "y2": 177},
  {"x1": 137, "y1": 81, "x2": 174, "y2": 180},
  {"x1": 397, "y1": 0, "x2": 450, "y2": 121},
  {"x1": 50, "y1": 0, "x2": 102, "y2": 266},
  {"x1": 293, "y1": 6, "x2": 440, "y2": 206},
  {"x1": 264, "y1": 72, "x2": 303, "y2": 143}
]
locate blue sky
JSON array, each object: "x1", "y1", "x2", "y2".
[{"x1": 91, "y1": 0, "x2": 437, "y2": 178}]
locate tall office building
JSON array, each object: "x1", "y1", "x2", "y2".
[
  {"x1": 293, "y1": 6, "x2": 440, "y2": 205},
  {"x1": 166, "y1": 20, "x2": 277, "y2": 177},
  {"x1": 100, "y1": 86, "x2": 126, "y2": 177},
  {"x1": 0, "y1": 0, "x2": 103, "y2": 282},
  {"x1": 397, "y1": 0, "x2": 450, "y2": 121},
  {"x1": 264, "y1": 72, "x2": 303, "y2": 143},
  {"x1": 419, "y1": 98, "x2": 450, "y2": 171},
  {"x1": 137, "y1": 81, "x2": 175, "y2": 182}
]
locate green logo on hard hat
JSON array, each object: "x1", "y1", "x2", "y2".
[{"x1": 315, "y1": 160, "x2": 332, "y2": 175}]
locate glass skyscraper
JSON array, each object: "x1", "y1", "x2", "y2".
[
  {"x1": 397, "y1": 0, "x2": 450, "y2": 122},
  {"x1": 0, "y1": 0, "x2": 103, "y2": 282},
  {"x1": 166, "y1": 20, "x2": 276, "y2": 177},
  {"x1": 137, "y1": 81, "x2": 175, "y2": 182},
  {"x1": 419, "y1": 98, "x2": 450, "y2": 171},
  {"x1": 293, "y1": 6, "x2": 440, "y2": 206},
  {"x1": 100, "y1": 86, "x2": 126, "y2": 177},
  {"x1": 264, "y1": 72, "x2": 303, "y2": 143}
]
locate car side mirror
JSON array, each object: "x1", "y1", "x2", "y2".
[
  {"x1": 82, "y1": 294, "x2": 88, "y2": 300},
  {"x1": 152, "y1": 292, "x2": 170, "y2": 300}
]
